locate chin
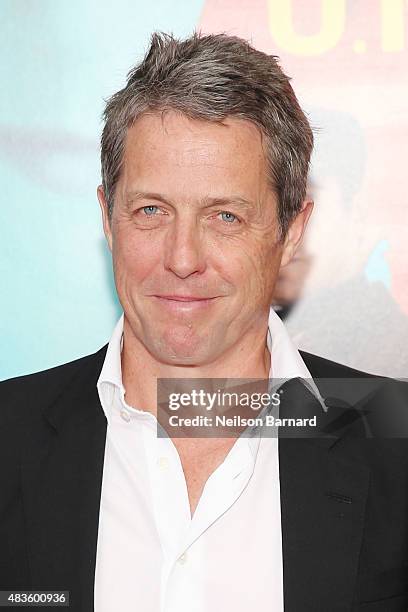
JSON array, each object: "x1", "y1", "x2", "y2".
[{"x1": 151, "y1": 330, "x2": 211, "y2": 365}]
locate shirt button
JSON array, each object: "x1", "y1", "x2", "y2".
[
  {"x1": 178, "y1": 552, "x2": 187, "y2": 565},
  {"x1": 157, "y1": 457, "x2": 169, "y2": 470},
  {"x1": 120, "y1": 410, "x2": 131, "y2": 422}
]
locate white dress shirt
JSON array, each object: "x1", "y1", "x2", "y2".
[{"x1": 94, "y1": 307, "x2": 316, "y2": 612}]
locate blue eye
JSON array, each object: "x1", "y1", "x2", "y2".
[
  {"x1": 220, "y1": 211, "x2": 237, "y2": 223},
  {"x1": 143, "y1": 205, "x2": 158, "y2": 215}
]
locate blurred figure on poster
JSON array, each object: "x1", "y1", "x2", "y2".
[{"x1": 273, "y1": 110, "x2": 408, "y2": 377}]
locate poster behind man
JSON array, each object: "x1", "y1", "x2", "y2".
[
  {"x1": 200, "y1": 0, "x2": 408, "y2": 378},
  {"x1": 1, "y1": 0, "x2": 407, "y2": 379}
]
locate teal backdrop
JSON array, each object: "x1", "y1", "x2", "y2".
[{"x1": 1, "y1": 0, "x2": 204, "y2": 379}]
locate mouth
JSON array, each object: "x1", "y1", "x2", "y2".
[
  {"x1": 151, "y1": 295, "x2": 220, "y2": 311},
  {"x1": 154, "y1": 295, "x2": 218, "y2": 301}
]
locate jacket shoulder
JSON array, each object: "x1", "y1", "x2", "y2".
[
  {"x1": 300, "y1": 349, "x2": 408, "y2": 409},
  {"x1": 0, "y1": 345, "x2": 108, "y2": 427},
  {"x1": 299, "y1": 350, "x2": 378, "y2": 379}
]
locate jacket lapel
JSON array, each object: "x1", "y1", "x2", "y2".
[
  {"x1": 21, "y1": 347, "x2": 108, "y2": 611},
  {"x1": 279, "y1": 437, "x2": 370, "y2": 611},
  {"x1": 278, "y1": 372, "x2": 371, "y2": 611}
]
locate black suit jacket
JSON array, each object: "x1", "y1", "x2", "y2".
[{"x1": 1, "y1": 346, "x2": 408, "y2": 611}]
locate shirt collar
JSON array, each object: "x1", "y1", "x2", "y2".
[
  {"x1": 97, "y1": 313, "x2": 125, "y2": 392},
  {"x1": 266, "y1": 308, "x2": 324, "y2": 406}
]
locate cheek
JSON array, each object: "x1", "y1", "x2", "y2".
[
  {"x1": 112, "y1": 228, "x2": 161, "y2": 285},
  {"x1": 247, "y1": 243, "x2": 282, "y2": 305},
  {"x1": 210, "y1": 237, "x2": 279, "y2": 301}
]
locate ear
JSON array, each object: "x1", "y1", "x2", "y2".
[
  {"x1": 97, "y1": 185, "x2": 113, "y2": 252},
  {"x1": 280, "y1": 199, "x2": 314, "y2": 267}
]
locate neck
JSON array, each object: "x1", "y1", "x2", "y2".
[{"x1": 121, "y1": 317, "x2": 271, "y2": 416}]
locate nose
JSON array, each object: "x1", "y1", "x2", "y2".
[{"x1": 163, "y1": 216, "x2": 206, "y2": 279}]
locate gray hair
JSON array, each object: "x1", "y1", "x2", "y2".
[{"x1": 101, "y1": 31, "x2": 313, "y2": 236}]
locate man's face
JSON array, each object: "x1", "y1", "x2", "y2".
[{"x1": 99, "y1": 111, "x2": 309, "y2": 366}]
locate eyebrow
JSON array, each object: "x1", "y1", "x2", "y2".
[
  {"x1": 125, "y1": 191, "x2": 255, "y2": 212},
  {"x1": 125, "y1": 191, "x2": 172, "y2": 207}
]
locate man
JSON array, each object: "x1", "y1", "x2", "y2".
[{"x1": 1, "y1": 32, "x2": 408, "y2": 612}]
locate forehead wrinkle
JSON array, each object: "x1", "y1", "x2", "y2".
[{"x1": 122, "y1": 114, "x2": 274, "y2": 216}]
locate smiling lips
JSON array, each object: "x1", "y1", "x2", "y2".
[
  {"x1": 155, "y1": 295, "x2": 216, "y2": 301},
  {"x1": 152, "y1": 294, "x2": 219, "y2": 311}
]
